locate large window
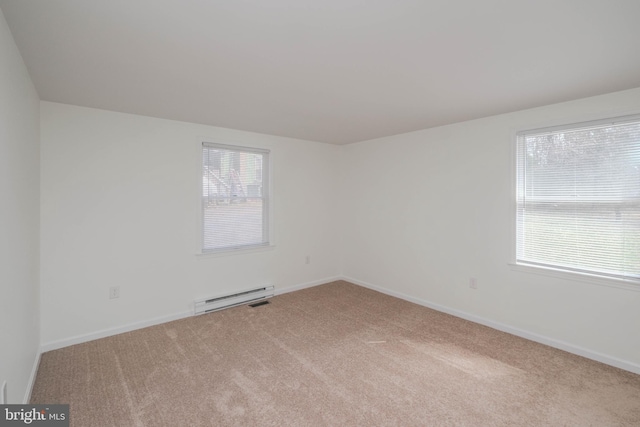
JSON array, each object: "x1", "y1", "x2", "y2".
[
  {"x1": 201, "y1": 142, "x2": 269, "y2": 253},
  {"x1": 515, "y1": 115, "x2": 640, "y2": 282}
]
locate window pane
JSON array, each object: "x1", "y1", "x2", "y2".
[
  {"x1": 516, "y1": 117, "x2": 640, "y2": 280},
  {"x1": 202, "y1": 143, "x2": 269, "y2": 252}
]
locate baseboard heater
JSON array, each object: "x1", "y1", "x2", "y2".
[{"x1": 194, "y1": 285, "x2": 274, "y2": 315}]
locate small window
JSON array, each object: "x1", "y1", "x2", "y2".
[
  {"x1": 201, "y1": 142, "x2": 269, "y2": 253},
  {"x1": 515, "y1": 115, "x2": 640, "y2": 281}
]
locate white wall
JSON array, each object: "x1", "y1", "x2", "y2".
[
  {"x1": 40, "y1": 102, "x2": 341, "y2": 347},
  {"x1": 0, "y1": 9, "x2": 40, "y2": 403},
  {"x1": 341, "y1": 87, "x2": 640, "y2": 370}
]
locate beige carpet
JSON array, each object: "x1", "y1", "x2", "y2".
[{"x1": 31, "y1": 281, "x2": 640, "y2": 426}]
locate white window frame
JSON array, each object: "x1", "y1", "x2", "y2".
[
  {"x1": 196, "y1": 139, "x2": 274, "y2": 256},
  {"x1": 510, "y1": 114, "x2": 640, "y2": 291}
]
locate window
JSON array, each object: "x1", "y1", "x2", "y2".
[
  {"x1": 201, "y1": 142, "x2": 269, "y2": 253},
  {"x1": 515, "y1": 115, "x2": 640, "y2": 282}
]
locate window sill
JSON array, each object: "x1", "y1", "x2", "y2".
[
  {"x1": 196, "y1": 244, "x2": 276, "y2": 259},
  {"x1": 508, "y1": 262, "x2": 640, "y2": 292}
]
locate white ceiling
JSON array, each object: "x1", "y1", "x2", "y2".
[{"x1": 2, "y1": 0, "x2": 640, "y2": 144}]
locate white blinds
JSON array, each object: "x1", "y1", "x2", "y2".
[
  {"x1": 516, "y1": 116, "x2": 640, "y2": 281},
  {"x1": 202, "y1": 142, "x2": 269, "y2": 252}
]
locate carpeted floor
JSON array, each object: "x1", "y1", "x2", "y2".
[{"x1": 31, "y1": 281, "x2": 640, "y2": 426}]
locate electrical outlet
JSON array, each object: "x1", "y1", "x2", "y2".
[
  {"x1": 109, "y1": 286, "x2": 120, "y2": 299},
  {"x1": 305, "y1": 255, "x2": 311, "y2": 265},
  {"x1": 1, "y1": 381, "x2": 7, "y2": 404},
  {"x1": 470, "y1": 278, "x2": 477, "y2": 289}
]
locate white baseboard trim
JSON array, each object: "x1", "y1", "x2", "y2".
[
  {"x1": 23, "y1": 350, "x2": 41, "y2": 404},
  {"x1": 274, "y1": 276, "x2": 342, "y2": 296},
  {"x1": 342, "y1": 275, "x2": 640, "y2": 375},
  {"x1": 39, "y1": 276, "x2": 342, "y2": 353},
  {"x1": 40, "y1": 310, "x2": 192, "y2": 353}
]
